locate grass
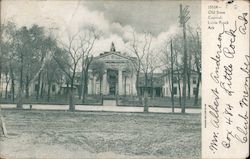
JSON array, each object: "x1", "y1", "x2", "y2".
[
  {"x1": 0, "y1": 95, "x2": 103, "y2": 105},
  {"x1": 0, "y1": 109, "x2": 201, "y2": 159},
  {"x1": 117, "y1": 96, "x2": 201, "y2": 108}
]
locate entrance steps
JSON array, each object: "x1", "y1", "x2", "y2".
[{"x1": 103, "y1": 100, "x2": 117, "y2": 106}]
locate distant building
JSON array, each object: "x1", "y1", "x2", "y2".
[
  {"x1": 162, "y1": 69, "x2": 201, "y2": 98},
  {"x1": 0, "y1": 43, "x2": 201, "y2": 99},
  {"x1": 138, "y1": 73, "x2": 164, "y2": 97}
]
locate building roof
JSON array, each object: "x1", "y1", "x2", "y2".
[
  {"x1": 162, "y1": 68, "x2": 200, "y2": 76},
  {"x1": 94, "y1": 51, "x2": 137, "y2": 62}
]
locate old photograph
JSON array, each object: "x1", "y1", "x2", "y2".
[{"x1": 0, "y1": 0, "x2": 201, "y2": 158}]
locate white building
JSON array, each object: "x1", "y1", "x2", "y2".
[
  {"x1": 87, "y1": 44, "x2": 137, "y2": 96},
  {"x1": 162, "y1": 69, "x2": 201, "y2": 98}
]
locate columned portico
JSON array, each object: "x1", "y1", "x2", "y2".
[{"x1": 88, "y1": 42, "x2": 137, "y2": 96}]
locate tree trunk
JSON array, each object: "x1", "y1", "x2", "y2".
[
  {"x1": 11, "y1": 78, "x2": 15, "y2": 102},
  {"x1": 79, "y1": 69, "x2": 84, "y2": 99},
  {"x1": 169, "y1": 70, "x2": 174, "y2": 113},
  {"x1": 69, "y1": 79, "x2": 75, "y2": 111},
  {"x1": 47, "y1": 82, "x2": 51, "y2": 102},
  {"x1": 36, "y1": 72, "x2": 41, "y2": 100},
  {"x1": 82, "y1": 71, "x2": 88, "y2": 103},
  {"x1": 16, "y1": 86, "x2": 23, "y2": 109},
  {"x1": 69, "y1": 89, "x2": 74, "y2": 111},
  {"x1": 66, "y1": 82, "x2": 69, "y2": 95},
  {"x1": 194, "y1": 31, "x2": 201, "y2": 106},
  {"x1": 170, "y1": 40, "x2": 175, "y2": 112},
  {"x1": 177, "y1": 68, "x2": 182, "y2": 108},
  {"x1": 0, "y1": 110, "x2": 8, "y2": 137},
  {"x1": 143, "y1": 73, "x2": 148, "y2": 112},
  {"x1": 136, "y1": 71, "x2": 141, "y2": 102},
  {"x1": 17, "y1": 58, "x2": 23, "y2": 109},
  {"x1": 143, "y1": 90, "x2": 148, "y2": 112},
  {"x1": 187, "y1": 54, "x2": 192, "y2": 100},
  {"x1": 194, "y1": 72, "x2": 201, "y2": 106},
  {"x1": 150, "y1": 73, "x2": 154, "y2": 99},
  {"x1": 4, "y1": 77, "x2": 10, "y2": 99},
  {"x1": 40, "y1": 81, "x2": 44, "y2": 98},
  {"x1": 25, "y1": 76, "x2": 29, "y2": 99}
]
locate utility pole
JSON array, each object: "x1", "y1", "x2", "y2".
[
  {"x1": 0, "y1": 0, "x2": 2, "y2": 99},
  {"x1": 170, "y1": 39, "x2": 174, "y2": 113},
  {"x1": 179, "y1": 4, "x2": 190, "y2": 113}
]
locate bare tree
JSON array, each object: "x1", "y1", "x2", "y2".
[
  {"x1": 174, "y1": 45, "x2": 182, "y2": 108},
  {"x1": 127, "y1": 31, "x2": 153, "y2": 112},
  {"x1": 127, "y1": 31, "x2": 148, "y2": 100},
  {"x1": 128, "y1": 31, "x2": 161, "y2": 112},
  {"x1": 161, "y1": 40, "x2": 175, "y2": 112},
  {"x1": 78, "y1": 26, "x2": 102, "y2": 103},
  {"x1": 53, "y1": 31, "x2": 83, "y2": 111},
  {"x1": 188, "y1": 26, "x2": 201, "y2": 106},
  {"x1": 44, "y1": 51, "x2": 63, "y2": 102}
]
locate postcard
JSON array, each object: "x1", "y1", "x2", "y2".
[
  {"x1": 0, "y1": 0, "x2": 248, "y2": 159},
  {"x1": 202, "y1": 0, "x2": 249, "y2": 158}
]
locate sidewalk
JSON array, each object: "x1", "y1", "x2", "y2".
[{"x1": 0, "y1": 103, "x2": 201, "y2": 114}]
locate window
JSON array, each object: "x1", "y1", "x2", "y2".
[
  {"x1": 193, "y1": 87, "x2": 197, "y2": 95},
  {"x1": 173, "y1": 77, "x2": 177, "y2": 84},
  {"x1": 173, "y1": 87, "x2": 177, "y2": 95},
  {"x1": 35, "y1": 84, "x2": 39, "y2": 92},
  {"x1": 193, "y1": 77, "x2": 197, "y2": 84},
  {"x1": 52, "y1": 85, "x2": 56, "y2": 92}
]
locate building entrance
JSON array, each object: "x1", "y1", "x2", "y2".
[{"x1": 107, "y1": 69, "x2": 118, "y2": 95}]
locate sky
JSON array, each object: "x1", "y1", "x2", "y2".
[{"x1": 1, "y1": 0, "x2": 201, "y2": 56}]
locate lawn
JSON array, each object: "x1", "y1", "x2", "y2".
[
  {"x1": 117, "y1": 96, "x2": 201, "y2": 108},
  {"x1": 0, "y1": 110, "x2": 201, "y2": 159},
  {"x1": 0, "y1": 95, "x2": 103, "y2": 105}
]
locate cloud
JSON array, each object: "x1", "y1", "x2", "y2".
[{"x1": 2, "y1": 0, "x2": 183, "y2": 56}]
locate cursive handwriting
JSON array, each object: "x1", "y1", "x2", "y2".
[
  {"x1": 235, "y1": 111, "x2": 248, "y2": 143},
  {"x1": 210, "y1": 28, "x2": 224, "y2": 84},
  {"x1": 222, "y1": 130, "x2": 234, "y2": 148},
  {"x1": 220, "y1": 64, "x2": 234, "y2": 96},
  {"x1": 239, "y1": 55, "x2": 249, "y2": 108},
  {"x1": 209, "y1": 132, "x2": 219, "y2": 153},
  {"x1": 222, "y1": 21, "x2": 237, "y2": 58},
  {"x1": 238, "y1": 13, "x2": 248, "y2": 35},
  {"x1": 208, "y1": 88, "x2": 220, "y2": 128},
  {"x1": 207, "y1": 11, "x2": 249, "y2": 154},
  {"x1": 224, "y1": 104, "x2": 233, "y2": 125}
]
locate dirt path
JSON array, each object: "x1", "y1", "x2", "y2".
[{"x1": 0, "y1": 110, "x2": 201, "y2": 159}]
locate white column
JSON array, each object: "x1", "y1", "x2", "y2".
[
  {"x1": 88, "y1": 78, "x2": 92, "y2": 94},
  {"x1": 132, "y1": 74, "x2": 137, "y2": 95},
  {"x1": 93, "y1": 76, "x2": 96, "y2": 94},
  {"x1": 129, "y1": 75, "x2": 133, "y2": 95},
  {"x1": 118, "y1": 69, "x2": 123, "y2": 95}
]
